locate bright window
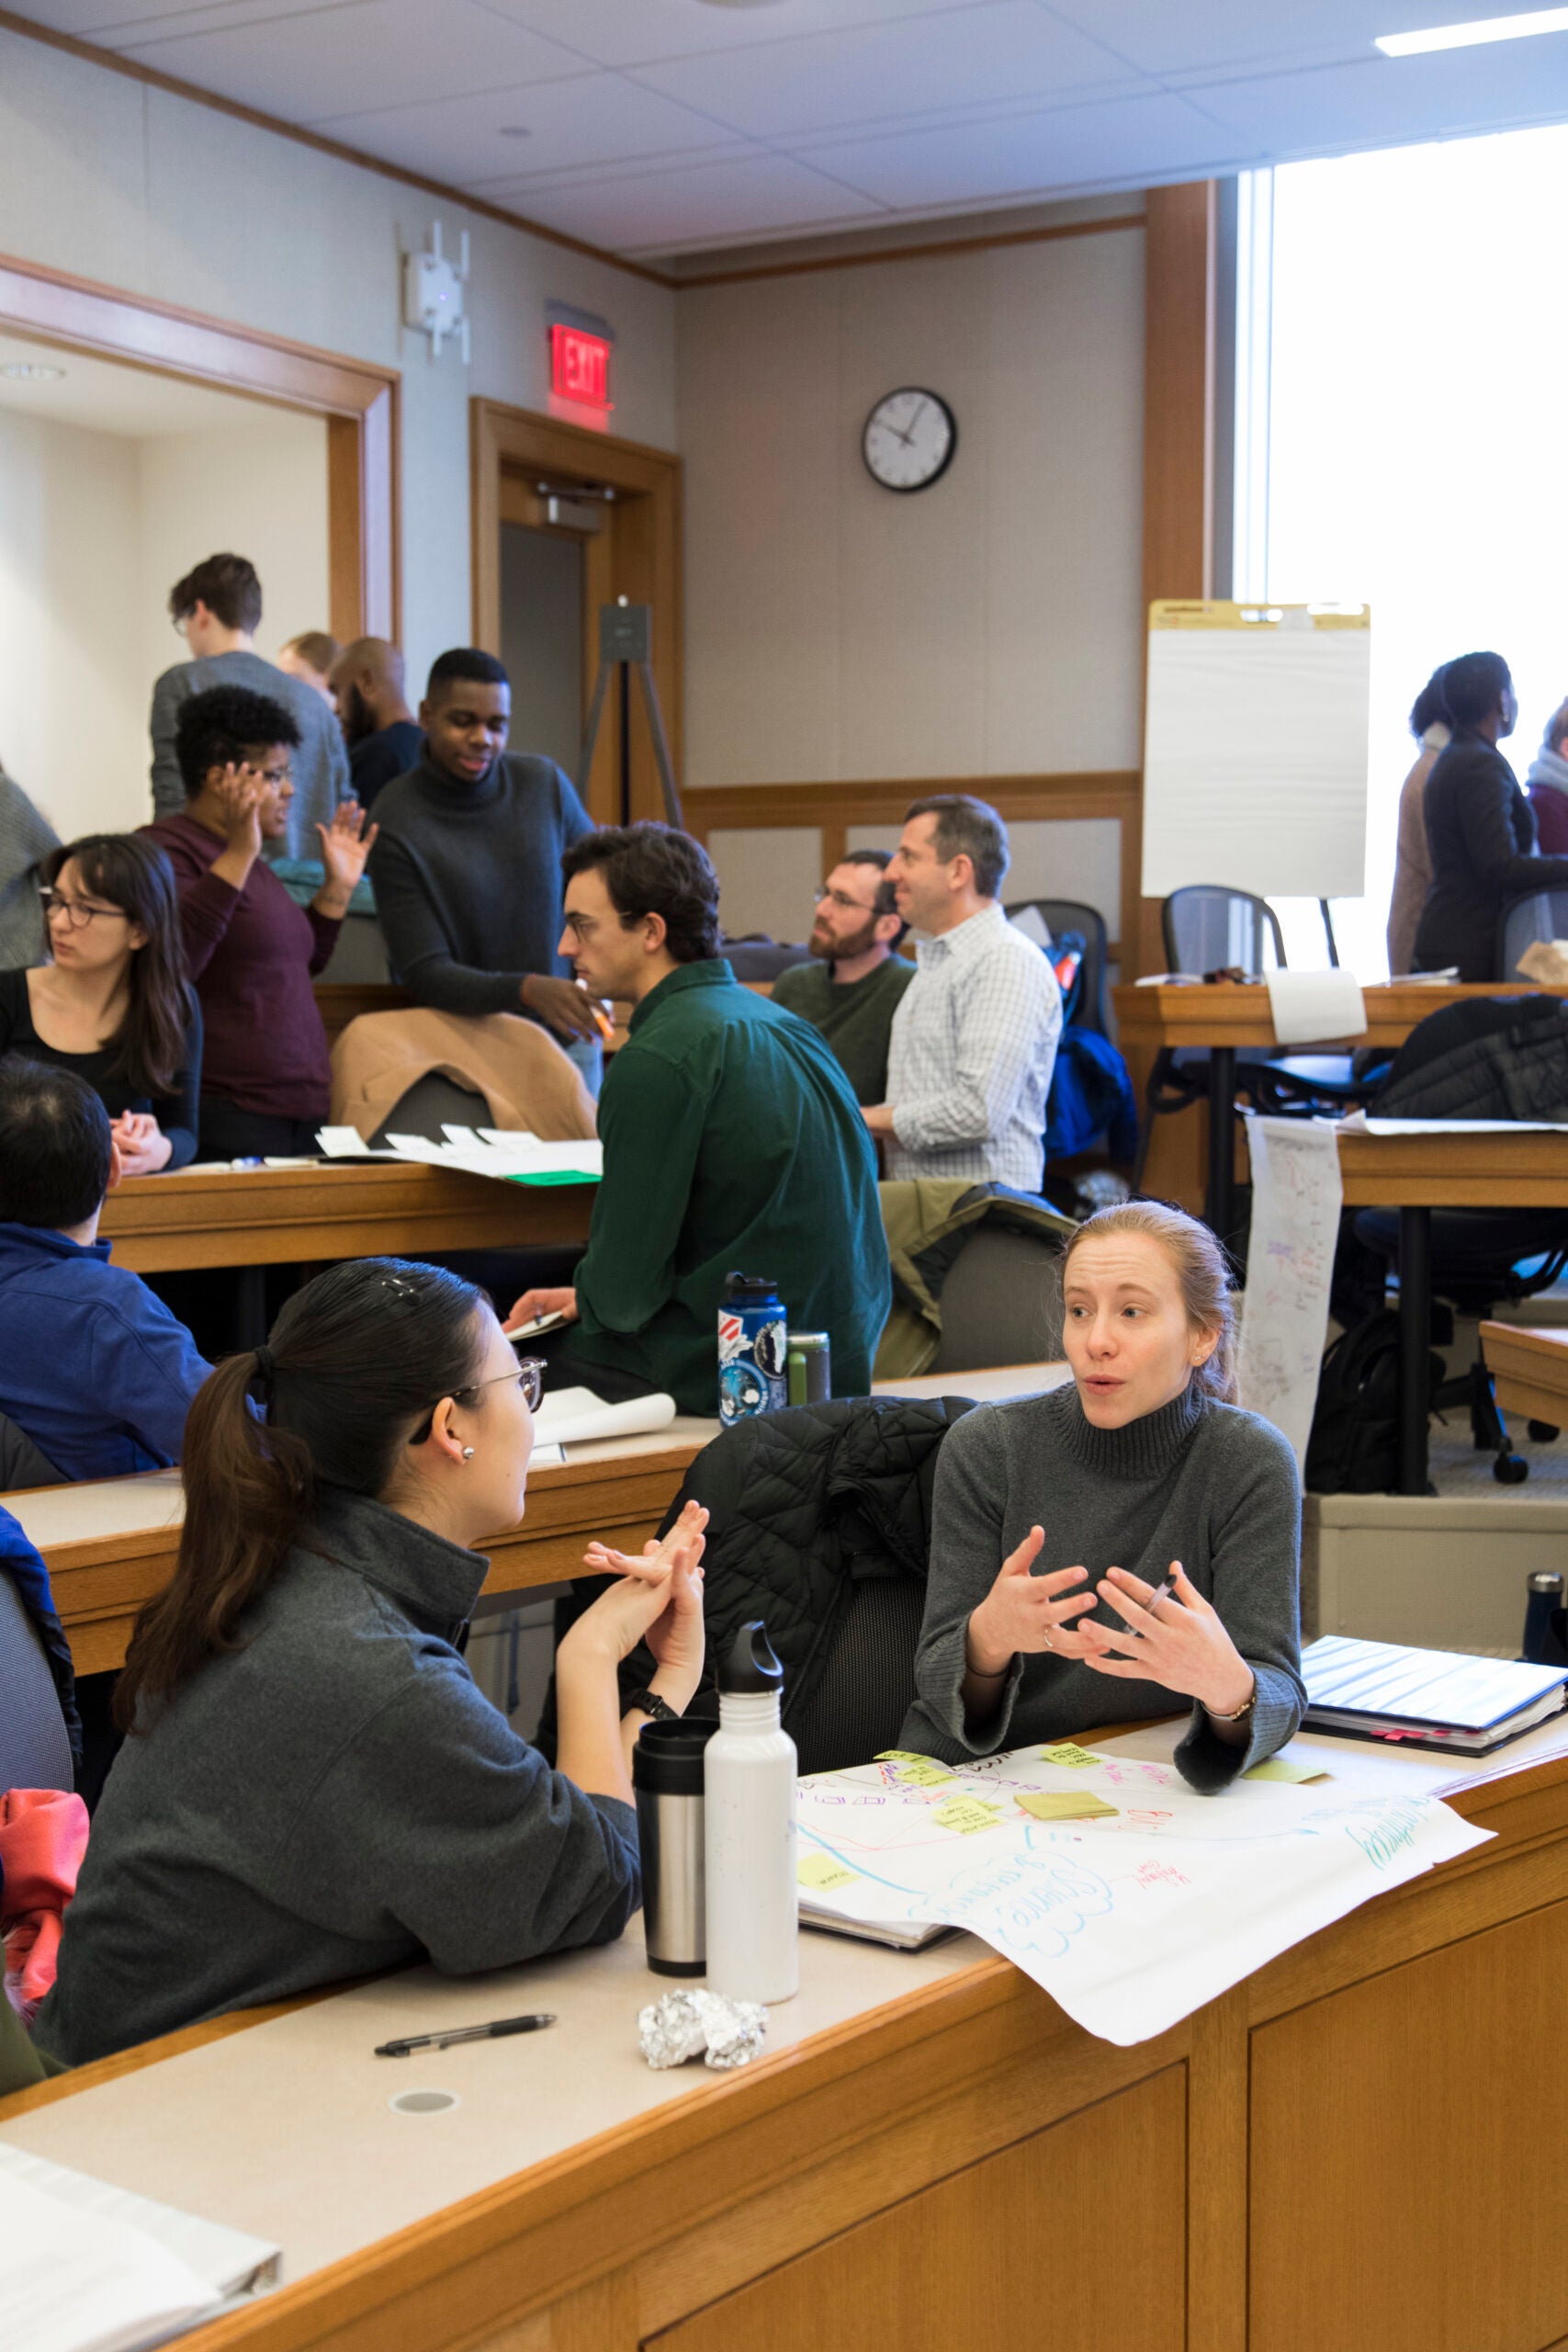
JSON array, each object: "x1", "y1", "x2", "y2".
[{"x1": 1237, "y1": 123, "x2": 1568, "y2": 978}]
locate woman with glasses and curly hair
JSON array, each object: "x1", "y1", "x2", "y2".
[
  {"x1": 36, "y1": 1257, "x2": 707, "y2": 2068},
  {"x1": 0, "y1": 831, "x2": 200, "y2": 1172}
]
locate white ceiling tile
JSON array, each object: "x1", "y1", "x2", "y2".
[
  {"x1": 1039, "y1": 1, "x2": 1525, "y2": 80},
  {"x1": 630, "y1": 2, "x2": 1145, "y2": 139},
  {"x1": 0, "y1": 0, "x2": 263, "y2": 31},
  {"x1": 803, "y1": 87, "x2": 1253, "y2": 207},
  {"x1": 1184, "y1": 40, "x2": 1568, "y2": 153},
  {"x1": 471, "y1": 0, "x2": 1004, "y2": 72},
  {"x1": 310, "y1": 66, "x2": 733, "y2": 187},
  {"x1": 110, "y1": 0, "x2": 588, "y2": 121},
  {"x1": 513, "y1": 150, "x2": 886, "y2": 252}
]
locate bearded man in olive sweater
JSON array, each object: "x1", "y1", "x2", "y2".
[
  {"x1": 367, "y1": 648, "x2": 604, "y2": 1074},
  {"x1": 508, "y1": 824, "x2": 890, "y2": 1414}
]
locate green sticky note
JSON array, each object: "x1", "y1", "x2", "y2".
[
  {"x1": 1245, "y1": 1756, "x2": 1331, "y2": 1784},
  {"x1": 1037, "y1": 1743, "x2": 1101, "y2": 1770},
  {"x1": 1017, "y1": 1791, "x2": 1119, "y2": 1822},
  {"x1": 798, "y1": 1851, "x2": 858, "y2": 1893},
  {"x1": 931, "y1": 1794, "x2": 1005, "y2": 1837}
]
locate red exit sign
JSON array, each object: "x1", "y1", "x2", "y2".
[{"x1": 550, "y1": 323, "x2": 612, "y2": 410}]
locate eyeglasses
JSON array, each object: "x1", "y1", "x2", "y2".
[
  {"x1": 408, "y1": 1356, "x2": 544, "y2": 1445},
  {"x1": 816, "y1": 886, "x2": 879, "y2": 914},
  {"x1": 40, "y1": 888, "x2": 129, "y2": 931}
]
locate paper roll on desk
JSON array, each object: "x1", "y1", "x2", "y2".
[
  {"x1": 1264, "y1": 967, "x2": 1367, "y2": 1046},
  {"x1": 530, "y1": 1386, "x2": 677, "y2": 1449}
]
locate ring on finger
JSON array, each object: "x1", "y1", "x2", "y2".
[{"x1": 1042, "y1": 1628, "x2": 1054, "y2": 1652}]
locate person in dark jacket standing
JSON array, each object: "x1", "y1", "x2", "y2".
[
  {"x1": 509, "y1": 824, "x2": 891, "y2": 1414},
  {"x1": 35, "y1": 1257, "x2": 708, "y2": 2067},
  {"x1": 367, "y1": 649, "x2": 604, "y2": 1084},
  {"x1": 329, "y1": 636, "x2": 425, "y2": 812},
  {"x1": 1525, "y1": 698, "x2": 1568, "y2": 855},
  {"x1": 1414, "y1": 650, "x2": 1568, "y2": 981}
]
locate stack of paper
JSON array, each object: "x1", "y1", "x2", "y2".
[
  {"x1": 317, "y1": 1125, "x2": 602, "y2": 1183},
  {"x1": 1303, "y1": 1635, "x2": 1568, "y2": 1753},
  {"x1": 530, "y1": 1386, "x2": 676, "y2": 1448},
  {"x1": 0, "y1": 2143, "x2": 277, "y2": 2352}
]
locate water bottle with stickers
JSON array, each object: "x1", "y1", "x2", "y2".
[{"x1": 716, "y1": 1272, "x2": 788, "y2": 1423}]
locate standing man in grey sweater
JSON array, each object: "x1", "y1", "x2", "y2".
[
  {"x1": 367, "y1": 647, "x2": 605, "y2": 1083},
  {"x1": 150, "y1": 552, "x2": 351, "y2": 864}
]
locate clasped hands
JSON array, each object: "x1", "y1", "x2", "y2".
[
  {"x1": 559, "y1": 1500, "x2": 710, "y2": 1713},
  {"x1": 965, "y1": 1525, "x2": 1255, "y2": 1720}
]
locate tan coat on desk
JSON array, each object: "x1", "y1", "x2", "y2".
[{"x1": 331, "y1": 1008, "x2": 597, "y2": 1141}]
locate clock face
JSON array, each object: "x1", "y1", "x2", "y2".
[{"x1": 862, "y1": 388, "x2": 956, "y2": 493}]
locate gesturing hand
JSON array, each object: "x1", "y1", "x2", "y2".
[
  {"x1": 212, "y1": 762, "x2": 268, "y2": 858},
  {"x1": 523, "y1": 973, "x2": 605, "y2": 1041},
  {"x1": 563, "y1": 1502, "x2": 709, "y2": 1713},
  {"x1": 315, "y1": 799, "x2": 378, "y2": 899},
  {"x1": 964, "y1": 1526, "x2": 1099, "y2": 1679},
  {"x1": 1050, "y1": 1560, "x2": 1254, "y2": 1719}
]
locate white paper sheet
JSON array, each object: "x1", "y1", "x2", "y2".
[
  {"x1": 1339, "y1": 1111, "x2": 1568, "y2": 1135},
  {"x1": 530, "y1": 1386, "x2": 677, "y2": 1447},
  {"x1": 373, "y1": 1129, "x2": 603, "y2": 1183},
  {"x1": 0, "y1": 2144, "x2": 278, "y2": 2300},
  {"x1": 1264, "y1": 967, "x2": 1367, "y2": 1046},
  {"x1": 1235, "y1": 1114, "x2": 1343, "y2": 1471},
  {"x1": 313, "y1": 1125, "x2": 400, "y2": 1159},
  {"x1": 0, "y1": 2170, "x2": 225, "y2": 2352},
  {"x1": 795, "y1": 1735, "x2": 1491, "y2": 2046}
]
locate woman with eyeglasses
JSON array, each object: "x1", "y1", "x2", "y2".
[
  {"x1": 141, "y1": 681, "x2": 375, "y2": 1160},
  {"x1": 35, "y1": 1257, "x2": 707, "y2": 2068},
  {"x1": 0, "y1": 833, "x2": 201, "y2": 1173}
]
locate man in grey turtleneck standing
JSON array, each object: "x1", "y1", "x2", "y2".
[{"x1": 367, "y1": 647, "x2": 604, "y2": 1083}]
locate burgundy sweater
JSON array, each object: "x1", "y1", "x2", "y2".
[{"x1": 141, "y1": 813, "x2": 340, "y2": 1120}]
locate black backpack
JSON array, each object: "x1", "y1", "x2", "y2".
[{"x1": 1304, "y1": 1309, "x2": 1443, "y2": 1495}]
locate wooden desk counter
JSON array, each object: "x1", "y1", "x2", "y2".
[
  {"x1": 7, "y1": 1717, "x2": 1568, "y2": 2352},
  {"x1": 14, "y1": 1421, "x2": 717, "y2": 1677},
  {"x1": 98, "y1": 1160, "x2": 595, "y2": 1274}
]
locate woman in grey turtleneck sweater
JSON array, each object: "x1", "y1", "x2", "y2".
[{"x1": 902, "y1": 1203, "x2": 1303, "y2": 1792}]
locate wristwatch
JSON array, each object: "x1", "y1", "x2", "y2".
[{"x1": 623, "y1": 1687, "x2": 681, "y2": 1724}]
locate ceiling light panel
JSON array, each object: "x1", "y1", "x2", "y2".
[{"x1": 1377, "y1": 5, "x2": 1568, "y2": 50}]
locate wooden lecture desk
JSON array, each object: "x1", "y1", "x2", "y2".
[
  {"x1": 1113, "y1": 978, "x2": 1568, "y2": 1240},
  {"x1": 98, "y1": 1160, "x2": 595, "y2": 1275},
  {"x1": 19, "y1": 1367, "x2": 1068, "y2": 1675},
  {"x1": 1483, "y1": 1317, "x2": 1568, "y2": 1429},
  {"x1": 6, "y1": 1712, "x2": 1568, "y2": 2352}
]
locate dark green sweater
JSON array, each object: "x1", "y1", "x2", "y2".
[
  {"x1": 771, "y1": 954, "x2": 915, "y2": 1105},
  {"x1": 901, "y1": 1381, "x2": 1304, "y2": 1792},
  {"x1": 570, "y1": 959, "x2": 891, "y2": 1414},
  {"x1": 36, "y1": 1493, "x2": 639, "y2": 2066}
]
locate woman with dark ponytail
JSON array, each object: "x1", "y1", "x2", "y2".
[{"x1": 36, "y1": 1259, "x2": 706, "y2": 2067}]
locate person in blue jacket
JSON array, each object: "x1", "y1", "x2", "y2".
[
  {"x1": 0, "y1": 1500, "x2": 79, "y2": 1770},
  {"x1": 0, "y1": 1059, "x2": 211, "y2": 1480}
]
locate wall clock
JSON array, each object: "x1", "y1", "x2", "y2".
[{"x1": 861, "y1": 387, "x2": 956, "y2": 492}]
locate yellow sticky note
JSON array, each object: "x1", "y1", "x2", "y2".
[
  {"x1": 1018, "y1": 1791, "x2": 1119, "y2": 1822},
  {"x1": 931, "y1": 1794, "x2": 1005, "y2": 1837},
  {"x1": 874, "y1": 1750, "x2": 933, "y2": 1765},
  {"x1": 891, "y1": 1761, "x2": 954, "y2": 1789},
  {"x1": 1037, "y1": 1743, "x2": 1101, "y2": 1770},
  {"x1": 1245, "y1": 1756, "x2": 1331, "y2": 1784},
  {"x1": 798, "y1": 1851, "x2": 859, "y2": 1893}
]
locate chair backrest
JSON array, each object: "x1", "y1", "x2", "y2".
[
  {"x1": 0, "y1": 1569, "x2": 73, "y2": 1792},
  {"x1": 1497, "y1": 888, "x2": 1568, "y2": 985},
  {"x1": 1163, "y1": 886, "x2": 1286, "y2": 976},
  {"x1": 368, "y1": 1070, "x2": 493, "y2": 1149},
  {"x1": 0, "y1": 1411, "x2": 64, "y2": 1494},
  {"x1": 929, "y1": 1225, "x2": 1066, "y2": 1374},
  {"x1": 1005, "y1": 897, "x2": 1111, "y2": 1035}
]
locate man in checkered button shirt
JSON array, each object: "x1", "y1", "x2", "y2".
[{"x1": 862, "y1": 795, "x2": 1061, "y2": 1195}]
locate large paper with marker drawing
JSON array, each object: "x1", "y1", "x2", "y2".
[{"x1": 795, "y1": 1736, "x2": 1491, "y2": 2044}]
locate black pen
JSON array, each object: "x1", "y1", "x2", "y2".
[{"x1": 376, "y1": 2012, "x2": 556, "y2": 2057}]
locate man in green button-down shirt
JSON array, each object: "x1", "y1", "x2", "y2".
[{"x1": 508, "y1": 825, "x2": 890, "y2": 1415}]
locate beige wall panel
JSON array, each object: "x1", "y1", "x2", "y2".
[
  {"x1": 708, "y1": 826, "x2": 822, "y2": 943},
  {"x1": 835, "y1": 255, "x2": 989, "y2": 780},
  {"x1": 983, "y1": 231, "x2": 1145, "y2": 775},
  {"x1": 0, "y1": 34, "x2": 152, "y2": 297},
  {"x1": 679, "y1": 275, "x2": 844, "y2": 789},
  {"x1": 1003, "y1": 818, "x2": 1122, "y2": 925}
]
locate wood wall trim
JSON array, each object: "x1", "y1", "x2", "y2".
[
  {"x1": 472, "y1": 400, "x2": 682, "y2": 820},
  {"x1": 683, "y1": 772, "x2": 1141, "y2": 969},
  {"x1": 0, "y1": 6, "x2": 674, "y2": 292},
  {"x1": 673, "y1": 209, "x2": 1145, "y2": 290},
  {"x1": 0, "y1": 247, "x2": 400, "y2": 644},
  {"x1": 1137, "y1": 178, "x2": 1219, "y2": 978}
]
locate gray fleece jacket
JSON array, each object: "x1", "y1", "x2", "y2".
[
  {"x1": 36, "y1": 1493, "x2": 639, "y2": 2067},
  {"x1": 899, "y1": 1381, "x2": 1304, "y2": 1792}
]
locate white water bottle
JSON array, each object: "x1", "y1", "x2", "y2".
[{"x1": 703, "y1": 1620, "x2": 798, "y2": 2005}]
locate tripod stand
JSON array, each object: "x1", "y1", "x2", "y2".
[{"x1": 575, "y1": 599, "x2": 683, "y2": 828}]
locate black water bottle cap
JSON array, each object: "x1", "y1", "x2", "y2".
[
  {"x1": 718, "y1": 1619, "x2": 784, "y2": 1695},
  {"x1": 723, "y1": 1272, "x2": 781, "y2": 1306}
]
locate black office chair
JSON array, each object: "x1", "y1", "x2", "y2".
[
  {"x1": 0, "y1": 1569, "x2": 73, "y2": 1792},
  {"x1": 1352, "y1": 1211, "x2": 1568, "y2": 1482},
  {"x1": 1496, "y1": 888, "x2": 1568, "y2": 985},
  {"x1": 1004, "y1": 897, "x2": 1111, "y2": 1035}
]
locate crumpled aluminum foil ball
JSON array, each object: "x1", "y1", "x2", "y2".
[{"x1": 637, "y1": 1989, "x2": 768, "y2": 2072}]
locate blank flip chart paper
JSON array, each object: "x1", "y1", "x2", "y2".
[{"x1": 1142, "y1": 602, "x2": 1371, "y2": 901}]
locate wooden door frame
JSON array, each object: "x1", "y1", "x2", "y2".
[
  {"x1": 471, "y1": 399, "x2": 682, "y2": 821},
  {"x1": 0, "y1": 249, "x2": 399, "y2": 641}
]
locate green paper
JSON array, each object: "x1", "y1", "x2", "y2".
[
  {"x1": 503, "y1": 1170, "x2": 599, "y2": 1187},
  {"x1": 1017, "y1": 1791, "x2": 1120, "y2": 1822}
]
